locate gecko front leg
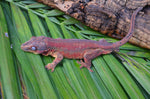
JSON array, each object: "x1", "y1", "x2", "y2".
[
  {"x1": 45, "y1": 52, "x2": 63, "y2": 72},
  {"x1": 77, "y1": 49, "x2": 103, "y2": 72}
]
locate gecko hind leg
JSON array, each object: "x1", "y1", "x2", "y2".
[
  {"x1": 77, "y1": 49, "x2": 103, "y2": 72},
  {"x1": 45, "y1": 52, "x2": 63, "y2": 72}
]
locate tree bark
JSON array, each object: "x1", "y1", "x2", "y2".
[{"x1": 36, "y1": 0, "x2": 150, "y2": 49}]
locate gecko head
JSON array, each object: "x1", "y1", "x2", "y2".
[{"x1": 21, "y1": 36, "x2": 48, "y2": 54}]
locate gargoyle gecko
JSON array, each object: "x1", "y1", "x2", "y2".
[{"x1": 21, "y1": 7, "x2": 143, "y2": 72}]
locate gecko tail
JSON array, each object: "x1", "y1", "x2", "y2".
[{"x1": 101, "y1": 7, "x2": 143, "y2": 49}]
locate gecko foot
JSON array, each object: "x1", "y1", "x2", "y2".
[
  {"x1": 77, "y1": 60, "x2": 93, "y2": 72},
  {"x1": 45, "y1": 63, "x2": 56, "y2": 72}
]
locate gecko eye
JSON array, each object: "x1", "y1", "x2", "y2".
[{"x1": 31, "y1": 46, "x2": 36, "y2": 51}]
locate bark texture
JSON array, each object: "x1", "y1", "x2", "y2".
[{"x1": 36, "y1": 0, "x2": 150, "y2": 49}]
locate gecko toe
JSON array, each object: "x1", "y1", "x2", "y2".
[
  {"x1": 77, "y1": 60, "x2": 93, "y2": 72},
  {"x1": 51, "y1": 68, "x2": 55, "y2": 72},
  {"x1": 88, "y1": 68, "x2": 93, "y2": 72},
  {"x1": 77, "y1": 60, "x2": 83, "y2": 64},
  {"x1": 77, "y1": 60, "x2": 86, "y2": 68},
  {"x1": 80, "y1": 65, "x2": 84, "y2": 69},
  {"x1": 45, "y1": 63, "x2": 56, "y2": 72}
]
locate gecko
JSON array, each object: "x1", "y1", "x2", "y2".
[{"x1": 21, "y1": 7, "x2": 143, "y2": 72}]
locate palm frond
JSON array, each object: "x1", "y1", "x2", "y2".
[{"x1": 0, "y1": 0, "x2": 150, "y2": 98}]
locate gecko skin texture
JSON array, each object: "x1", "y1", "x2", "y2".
[{"x1": 21, "y1": 7, "x2": 143, "y2": 72}]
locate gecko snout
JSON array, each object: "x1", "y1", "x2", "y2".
[{"x1": 21, "y1": 42, "x2": 30, "y2": 51}]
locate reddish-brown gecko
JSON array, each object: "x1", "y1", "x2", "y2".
[{"x1": 21, "y1": 7, "x2": 143, "y2": 72}]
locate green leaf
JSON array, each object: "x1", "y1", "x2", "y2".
[
  {"x1": 103, "y1": 55, "x2": 144, "y2": 98},
  {"x1": 45, "y1": 9, "x2": 64, "y2": 16},
  {"x1": 93, "y1": 57, "x2": 127, "y2": 98},
  {"x1": 0, "y1": 4, "x2": 21, "y2": 99},
  {"x1": 120, "y1": 54, "x2": 150, "y2": 94}
]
